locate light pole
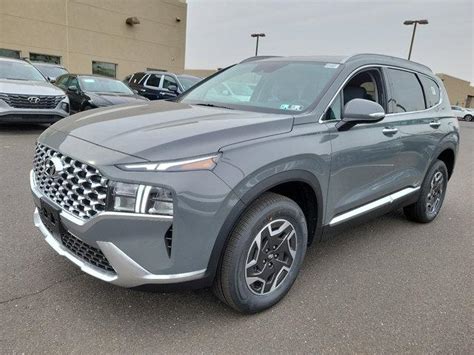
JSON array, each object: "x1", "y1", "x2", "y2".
[
  {"x1": 403, "y1": 19, "x2": 428, "y2": 60},
  {"x1": 250, "y1": 33, "x2": 266, "y2": 56}
]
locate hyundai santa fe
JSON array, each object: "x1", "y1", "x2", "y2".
[{"x1": 31, "y1": 54, "x2": 459, "y2": 313}]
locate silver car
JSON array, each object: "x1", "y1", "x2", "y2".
[{"x1": 0, "y1": 57, "x2": 69, "y2": 124}]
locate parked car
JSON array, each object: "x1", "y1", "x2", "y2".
[
  {"x1": 451, "y1": 105, "x2": 473, "y2": 121},
  {"x1": 125, "y1": 71, "x2": 201, "y2": 100},
  {"x1": 31, "y1": 54, "x2": 459, "y2": 313},
  {"x1": 31, "y1": 62, "x2": 69, "y2": 82},
  {"x1": 0, "y1": 57, "x2": 69, "y2": 124},
  {"x1": 55, "y1": 74, "x2": 148, "y2": 113}
]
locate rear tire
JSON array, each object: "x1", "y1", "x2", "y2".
[
  {"x1": 404, "y1": 160, "x2": 448, "y2": 223},
  {"x1": 213, "y1": 192, "x2": 307, "y2": 313},
  {"x1": 464, "y1": 115, "x2": 473, "y2": 122}
]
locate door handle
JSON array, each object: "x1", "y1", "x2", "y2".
[
  {"x1": 429, "y1": 121, "x2": 441, "y2": 129},
  {"x1": 382, "y1": 127, "x2": 398, "y2": 135}
]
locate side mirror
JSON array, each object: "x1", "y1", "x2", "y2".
[
  {"x1": 336, "y1": 99, "x2": 385, "y2": 131},
  {"x1": 167, "y1": 84, "x2": 178, "y2": 93},
  {"x1": 48, "y1": 77, "x2": 56, "y2": 84},
  {"x1": 68, "y1": 85, "x2": 78, "y2": 93}
]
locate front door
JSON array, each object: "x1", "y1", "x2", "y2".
[{"x1": 323, "y1": 68, "x2": 407, "y2": 224}]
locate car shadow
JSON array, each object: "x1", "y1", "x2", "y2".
[{"x1": 65, "y1": 209, "x2": 412, "y2": 325}]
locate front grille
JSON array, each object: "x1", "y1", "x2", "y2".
[
  {"x1": 33, "y1": 143, "x2": 108, "y2": 220},
  {"x1": 60, "y1": 230, "x2": 115, "y2": 273},
  {"x1": 0, "y1": 93, "x2": 63, "y2": 109}
]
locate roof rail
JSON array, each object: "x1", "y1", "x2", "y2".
[{"x1": 239, "y1": 56, "x2": 281, "y2": 64}]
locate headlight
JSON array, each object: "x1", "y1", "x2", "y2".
[
  {"x1": 109, "y1": 182, "x2": 173, "y2": 216},
  {"x1": 117, "y1": 154, "x2": 220, "y2": 172}
]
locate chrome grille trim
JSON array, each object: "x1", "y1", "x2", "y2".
[
  {"x1": 33, "y1": 143, "x2": 108, "y2": 220},
  {"x1": 0, "y1": 93, "x2": 64, "y2": 109}
]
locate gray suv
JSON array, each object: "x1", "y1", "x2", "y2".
[
  {"x1": 0, "y1": 57, "x2": 69, "y2": 123},
  {"x1": 30, "y1": 54, "x2": 459, "y2": 313}
]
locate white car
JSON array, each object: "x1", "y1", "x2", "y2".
[{"x1": 451, "y1": 105, "x2": 473, "y2": 122}]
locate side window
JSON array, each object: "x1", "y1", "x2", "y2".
[
  {"x1": 146, "y1": 74, "x2": 161, "y2": 88},
  {"x1": 131, "y1": 72, "x2": 145, "y2": 84},
  {"x1": 419, "y1": 76, "x2": 440, "y2": 108},
  {"x1": 69, "y1": 77, "x2": 79, "y2": 90},
  {"x1": 56, "y1": 75, "x2": 69, "y2": 89},
  {"x1": 386, "y1": 68, "x2": 426, "y2": 113},
  {"x1": 325, "y1": 93, "x2": 342, "y2": 121},
  {"x1": 324, "y1": 68, "x2": 384, "y2": 121},
  {"x1": 163, "y1": 75, "x2": 177, "y2": 90}
]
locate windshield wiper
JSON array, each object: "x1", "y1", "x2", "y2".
[{"x1": 194, "y1": 103, "x2": 234, "y2": 110}]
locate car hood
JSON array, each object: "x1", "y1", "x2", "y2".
[
  {"x1": 50, "y1": 100, "x2": 294, "y2": 161},
  {"x1": 0, "y1": 79, "x2": 64, "y2": 96},
  {"x1": 87, "y1": 92, "x2": 147, "y2": 106}
]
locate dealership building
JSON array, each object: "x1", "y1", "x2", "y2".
[{"x1": 0, "y1": 0, "x2": 187, "y2": 79}]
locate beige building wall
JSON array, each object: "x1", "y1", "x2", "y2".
[
  {"x1": 0, "y1": 0, "x2": 187, "y2": 79},
  {"x1": 437, "y1": 73, "x2": 474, "y2": 108}
]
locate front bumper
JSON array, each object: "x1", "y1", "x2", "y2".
[
  {"x1": 31, "y1": 171, "x2": 206, "y2": 288},
  {"x1": 0, "y1": 101, "x2": 69, "y2": 123}
]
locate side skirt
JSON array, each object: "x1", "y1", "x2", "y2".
[{"x1": 320, "y1": 187, "x2": 420, "y2": 241}]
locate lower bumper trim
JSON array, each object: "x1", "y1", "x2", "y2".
[{"x1": 33, "y1": 208, "x2": 206, "y2": 287}]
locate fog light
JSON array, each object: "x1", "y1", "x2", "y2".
[{"x1": 61, "y1": 102, "x2": 69, "y2": 112}]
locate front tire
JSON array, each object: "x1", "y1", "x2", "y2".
[
  {"x1": 404, "y1": 160, "x2": 448, "y2": 223},
  {"x1": 464, "y1": 115, "x2": 473, "y2": 122},
  {"x1": 213, "y1": 192, "x2": 307, "y2": 313}
]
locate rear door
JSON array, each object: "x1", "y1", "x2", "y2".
[
  {"x1": 141, "y1": 74, "x2": 162, "y2": 100},
  {"x1": 384, "y1": 68, "x2": 445, "y2": 188}
]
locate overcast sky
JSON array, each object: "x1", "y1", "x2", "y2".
[{"x1": 185, "y1": 0, "x2": 473, "y2": 82}]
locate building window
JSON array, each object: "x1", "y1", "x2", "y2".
[
  {"x1": 0, "y1": 48, "x2": 21, "y2": 59},
  {"x1": 92, "y1": 61, "x2": 117, "y2": 78},
  {"x1": 30, "y1": 53, "x2": 61, "y2": 64}
]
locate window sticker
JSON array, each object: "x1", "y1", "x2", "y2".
[
  {"x1": 280, "y1": 104, "x2": 303, "y2": 111},
  {"x1": 430, "y1": 86, "x2": 436, "y2": 96},
  {"x1": 83, "y1": 79, "x2": 95, "y2": 83},
  {"x1": 324, "y1": 63, "x2": 340, "y2": 69}
]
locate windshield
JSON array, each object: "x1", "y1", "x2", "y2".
[
  {"x1": 34, "y1": 64, "x2": 68, "y2": 79},
  {"x1": 178, "y1": 75, "x2": 200, "y2": 90},
  {"x1": 0, "y1": 60, "x2": 46, "y2": 81},
  {"x1": 79, "y1": 76, "x2": 134, "y2": 95},
  {"x1": 179, "y1": 61, "x2": 340, "y2": 113}
]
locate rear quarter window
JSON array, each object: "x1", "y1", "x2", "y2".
[{"x1": 419, "y1": 75, "x2": 441, "y2": 108}]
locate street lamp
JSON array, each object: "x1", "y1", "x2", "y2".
[
  {"x1": 250, "y1": 33, "x2": 266, "y2": 56},
  {"x1": 403, "y1": 19, "x2": 429, "y2": 60}
]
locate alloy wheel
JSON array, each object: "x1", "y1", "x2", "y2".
[
  {"x1": 426, "y1": 171, "x2": 444, "y2": 215},
  {"x1": 245, "y1": 219, "x2": 297, "y2": 295}
]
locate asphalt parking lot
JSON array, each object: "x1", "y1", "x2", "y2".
[{"x1": 0, "y1": 121, "x2": 472, "y2": 353}]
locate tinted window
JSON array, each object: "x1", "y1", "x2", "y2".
[
  {"x1": 419, "y1": 76, "x2": 440, "y2": 108},
  {"x1": 386, "y1": 68, "x2": 425, "y2": 113},
  {"x1": 130, "y1": 72, "x2": 145, "y2": 84},
  {"x1": 92, "y1": 61, "x2": 117, "y2": 78},
  {"x1": 69, "y1": 77, "x2": 79, "y2": 90},
  {"x1": 146, "y1": 74, "x2": 161, "y2": 87},
  {"x1": 163, "y1": 75, "x2": 177, "y2": 89},
  {"x1": 56, "y1": 75, "x2": 70, "y2": 89},
  {"x1": 178, "y1": 75, "x2": 200, "y2": 90}
]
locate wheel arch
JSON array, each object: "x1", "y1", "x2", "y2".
[{"x1": 206, "y1": 169, "x2": 324, "y2": 280}]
